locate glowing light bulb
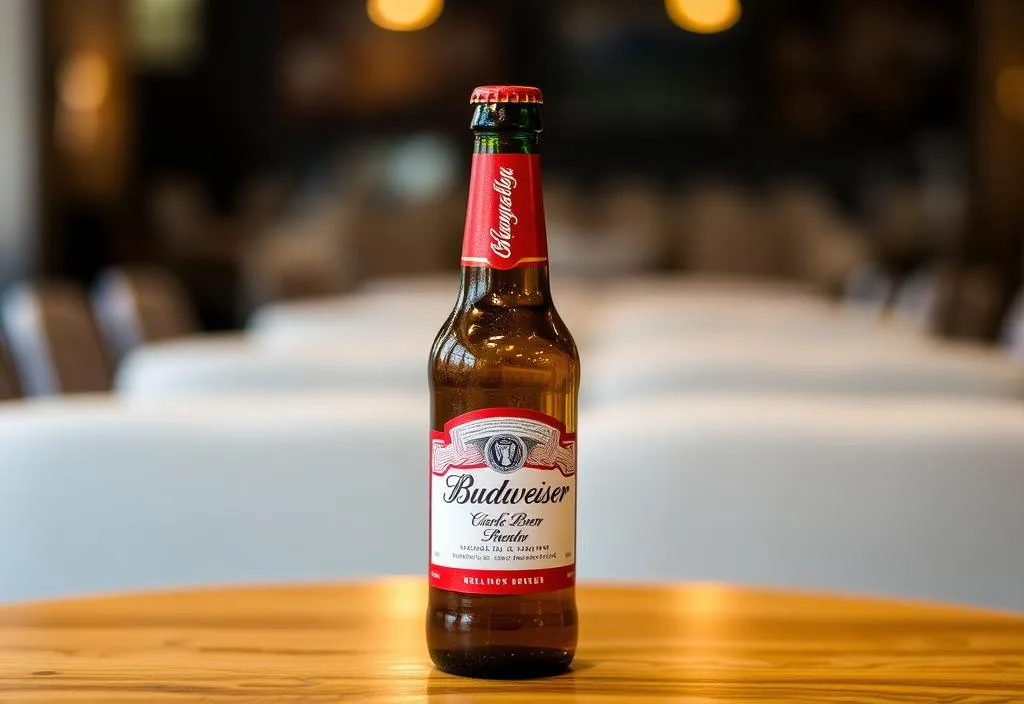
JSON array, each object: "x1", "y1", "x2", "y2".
[
  {"x1": 367, "y1": 0, "x2": 443, "y2": 32},
  {"x1": 58, "y1": 51, "x2": 111, "y2": 112},
  {"x1": 666, "y1": 0, "x2": 741, "y2": 34}
]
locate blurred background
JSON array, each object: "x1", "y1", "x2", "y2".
[
  {"x1": 1, "y1": 0, "x2": 1023, "y2": 612},
  {"x1": 0, "y1": 0, "x2": 1019, "y2": 336}
]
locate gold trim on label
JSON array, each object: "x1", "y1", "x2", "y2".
[{"x1": 460, "y1": 256, "x2": 549, "y2": 267}]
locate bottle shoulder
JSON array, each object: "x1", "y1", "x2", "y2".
[{"x1": 430, "y1": 303, "x2": 578, "y2": 371}]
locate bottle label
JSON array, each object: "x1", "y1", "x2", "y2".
[
  {"x1": 462, "y1": 153, "x2": 548, "y2": 270},
  {"x1": 429, "y1": 408, "x2": 576, "y2": 595}
]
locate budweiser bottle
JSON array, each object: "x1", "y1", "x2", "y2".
[{"x1": 427, "y1": 85, "x2": 579, "y2": 679}]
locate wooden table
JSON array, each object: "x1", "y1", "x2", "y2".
[{"x1": 2, "y1": 578, "x2": 1024, "y2": 702}]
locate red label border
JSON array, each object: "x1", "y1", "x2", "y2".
[
  {"x1": 439, "y1": 407, "x2": 570, "y2": 435},
  {"x1": 429, "y1": 564, "x2": 575, "y2": 595}
]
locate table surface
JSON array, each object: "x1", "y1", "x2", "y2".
[{"x1": 2, "y1": 579, "x2": 1024, "y2": 702}]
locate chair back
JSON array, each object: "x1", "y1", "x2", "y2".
[
  {"x1": 0, "y1": 392, "x2": 426, "y2": 602},
  {"x1": 0, "y1": 339, "x2": 21, "y2": 400},
  {"x1": 248, "y1": 291, "x2": 451, "y2": 343},
  {"x1": 116, "y1": 336, "x2": 427, "y2": 400},
  {"x1": 1004, "y1": 288, "x2": 1024, "y2": 359},
  {"x1": 577, "y1": 394, "x2": 1024, "y2": 611},
  {"x1": 93, "y1": 267, "x2": 198, "y2": 361},
  {"x1": 584, "y1": 337, "x2": 1023, "y2": 405},
  {"x1": 1, "y1": 282, "x2": 112, "y2": 395}
]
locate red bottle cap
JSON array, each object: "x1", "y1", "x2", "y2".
[{"x1": 470, "y1": 85, "x2": 544, "y2": 105}]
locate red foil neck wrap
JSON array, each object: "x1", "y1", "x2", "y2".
[
  {"x1": 470, "y1": 85, "x2": 544, "y2": 104},
  {"x1": 461, "y1": 153, "x2": 548, "y2": 270}
]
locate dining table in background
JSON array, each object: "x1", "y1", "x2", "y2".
[{"x1": 2, "y1": 578, "x2": 1023, "y2": 702}]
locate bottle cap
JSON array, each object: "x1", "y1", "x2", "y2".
[{"x1": 470, "y1": 85, "x2": 543, "y2": 105}]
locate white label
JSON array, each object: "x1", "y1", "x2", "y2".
[{"x1": 429, "y1": 409, "x2": 576, "y2": 594}]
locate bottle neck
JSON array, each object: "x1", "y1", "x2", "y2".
[
  {"x1": 459, "y1": 262, "x2": 552, "y2": 309},
  {"x1": 459, "y1": 125, "x2": 550, "y2": 309},
  {"x1": 473, "y1": 132, "x2": 540, "y2": 154}
]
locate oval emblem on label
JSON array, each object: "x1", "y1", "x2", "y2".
[{"x1": 484, "y1": 434, "x2": 528, "y2": 474}]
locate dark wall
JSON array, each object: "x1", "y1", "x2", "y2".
[
  {"x1": 133, "y1": 0, "x2": 972, "y2": 213},
  {"x1": 135, "y1": 0, "x2": 287, "y2": 212}
]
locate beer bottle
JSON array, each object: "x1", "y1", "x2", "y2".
[{"x1": 427, "y1": 85, "x2": 579, "y2": 679}]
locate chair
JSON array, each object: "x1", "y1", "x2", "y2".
[
  {"x1": 240, "y1": 200, "x2": 357, "y2": 313},
  {"x1": 0, "y1": 338, "x2": 21, "y2": 400},
  {"x1": 891, "y1": 266, "x2": 942, "y2": 330},
  {"x1": 92, "y1": 266, "x2": 198, "y2": 361},
  {"x1": 844, "y1": 262, "x2": 896, "y2": 313},
  {"x1": 1, "y1": 282, "x2": 112, "y2": 396},
  {"x1": 0, "y1": 391, "x2": 426, "y2": 602},
  {"x1": 249, "y1": 281, "x2": 595, "y2": 351},
  {"x1": 1003, "y1": 288, "x2": 1024, "y2": 360},
  {"x1": 588, "y1": 291, "x2": 925, "y2": 353},
  {"x1": 845, "y1": 263, "x2": 942, "y2": 331},
  {"x1": 673, "y1": 184, "x2": 787, "y2": 277},
  {"x1": 577, "y1": 394, "x2": 1024, "y2": 611},
  {"x1": 116, "y1": 336, "x2": 427, "y2": 399},
  {"x1": 248, "y1": 294, "x2": 452, "y2": 348},
  {"x1": 584, "y1": 336, "x2": 1023, "y2": 405},
  {"x1": 604, "y1": 274, "x2": 813, "y2": 303},
  {"x1": 767, "y1": 184, "x2": 869, "y2": 295}
]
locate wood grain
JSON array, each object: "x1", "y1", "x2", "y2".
[{"x1": 1, "y1": 578, "x2": 1023, "y2": 702}]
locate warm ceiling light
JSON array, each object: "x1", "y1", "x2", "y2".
[
  {"x1": 367, "y1": 0, "x2": 443, "y2": 32},
  {"x1": 666, "y1": 0, "x2": 741, "y2": 34},
  {"x1": 58, "y1": 51, "x2": 111, "y2": 112}
]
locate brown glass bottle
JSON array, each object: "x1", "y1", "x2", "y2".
[{"x1": 426, "y1": 86, "x2": 579, "y2": 679}]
